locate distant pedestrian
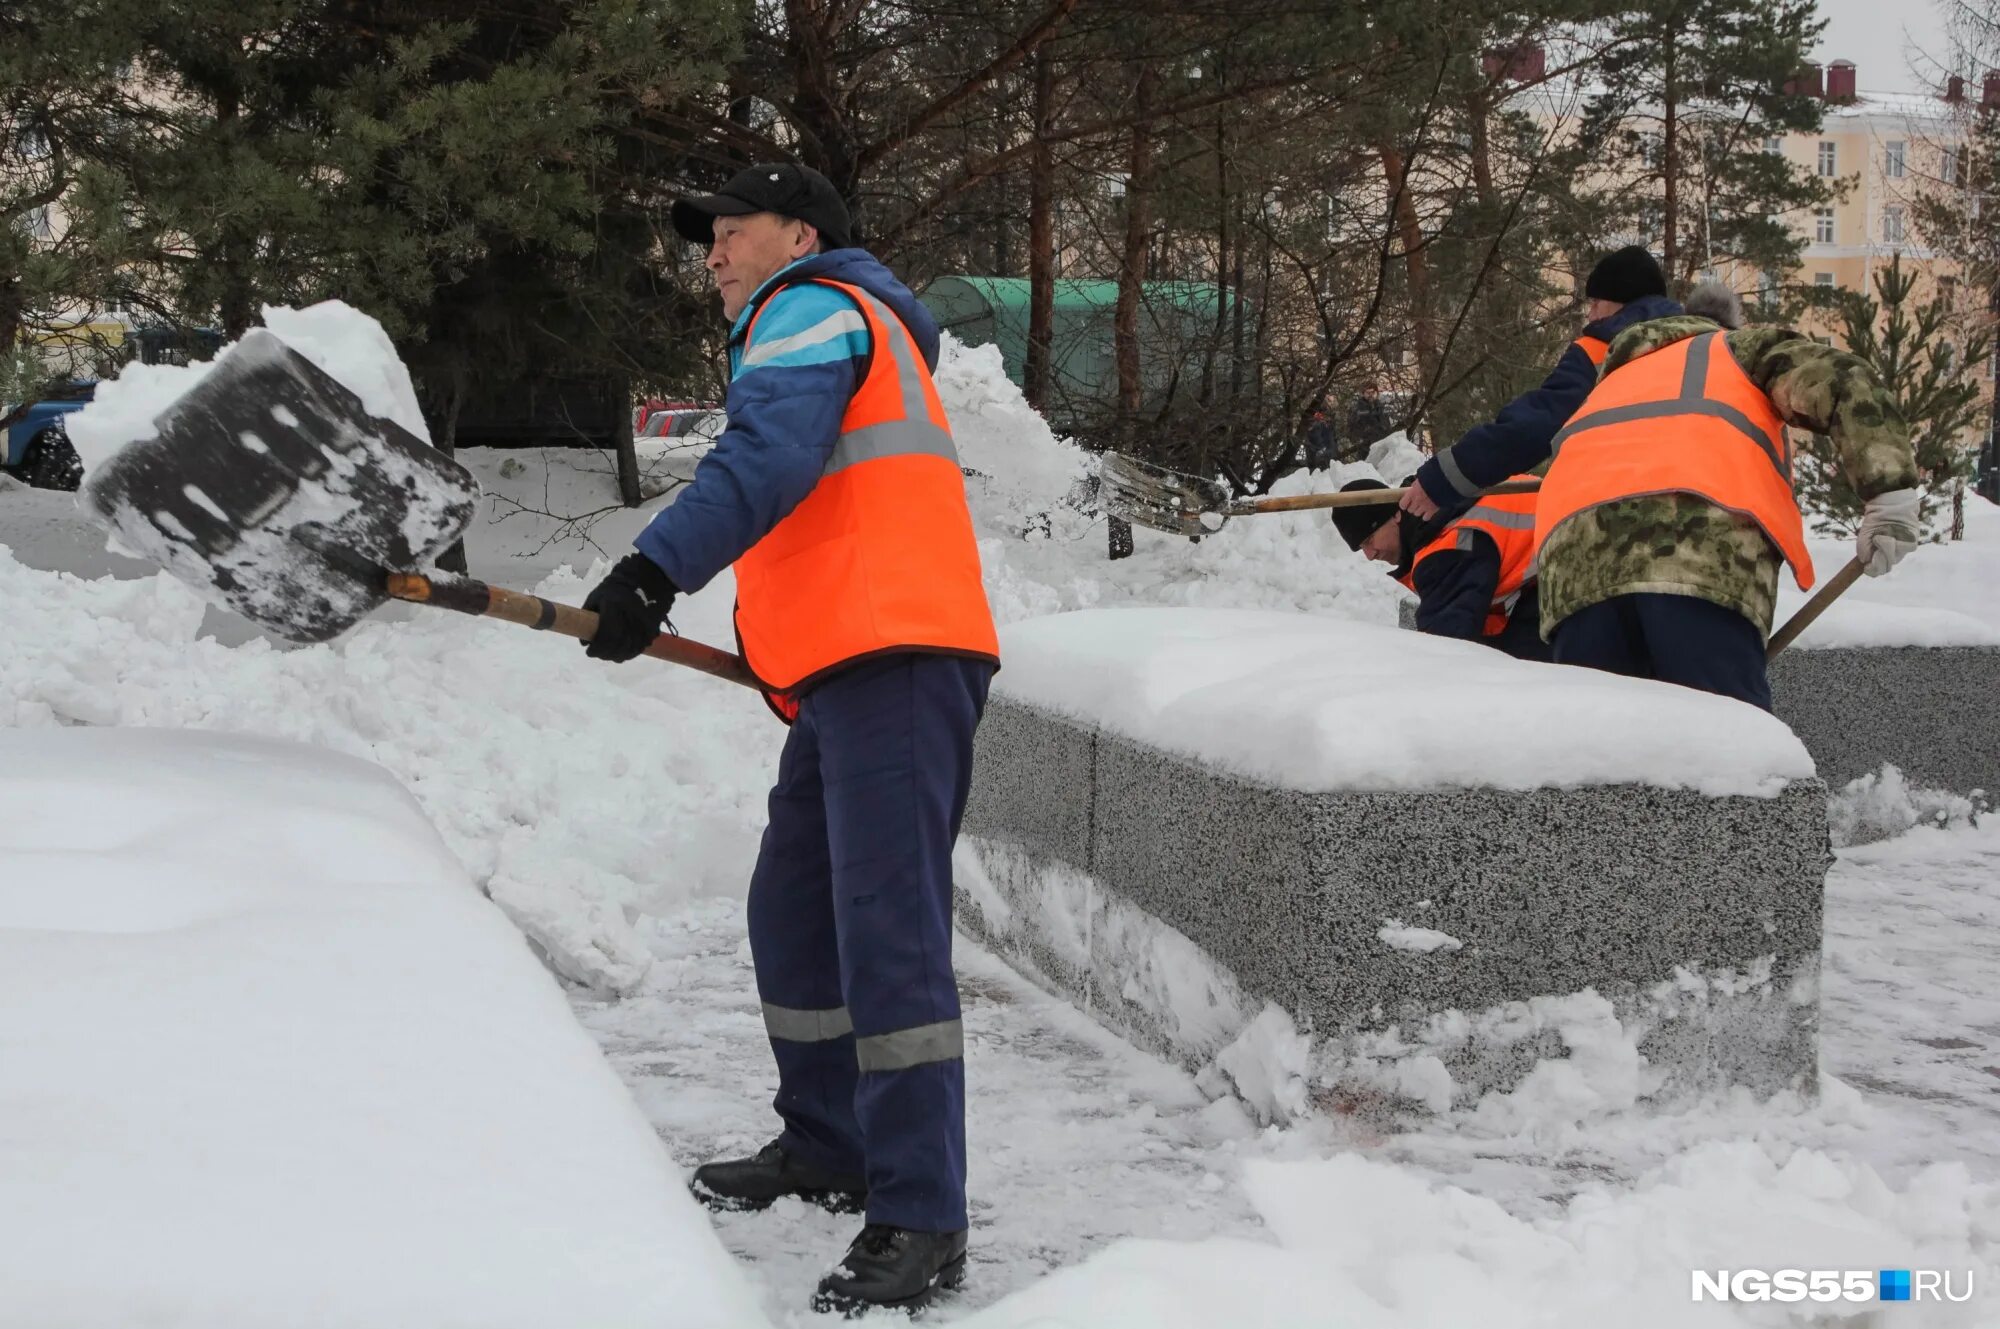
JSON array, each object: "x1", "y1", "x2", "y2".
[
  {"x1": 1346, "y1": 383, "x2": 1391, "y2": 450},
  {"x1": 1303, "y1": 398, "x2": 1338, "y2": 470}
]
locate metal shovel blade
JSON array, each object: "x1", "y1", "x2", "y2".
[
  {"x1": 1098, "y1": 452, "x2": 1234, "y2": 537},
  {"x1": 80, "y1": 329, "x2": 480, "y2": 643}
]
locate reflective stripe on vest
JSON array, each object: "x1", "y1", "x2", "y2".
[
  {"x1": 1534, "y1": 332, "x2": 1815, "y2": 591},
  {"x1": 1397, "y1": 481, "x2": 1540, "y2": 636},
  {"x1": 732, "y1": 278, "x2": 1000, "y2": 711}
]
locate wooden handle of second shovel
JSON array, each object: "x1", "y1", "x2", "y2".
[
  {"x1": 1238, "y1": 478, "x2": 1541, "y2": 515},
  {"x1": 1766, "y1": 557, "x2": 1865, "y2": 660},
  {"x1": 385, "y1": 573, "x2": 762, "y2": 690}
]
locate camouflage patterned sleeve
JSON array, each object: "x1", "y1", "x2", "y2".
[{"x1": 1725, "y1": 328, "x2": 1920, "y2": 501}]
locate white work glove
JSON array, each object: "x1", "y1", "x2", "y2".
[{"x1": 1855, "y1": 486, "x2": 1922, "y2": 578}]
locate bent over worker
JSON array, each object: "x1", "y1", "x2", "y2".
[
  {"x1": 579, "y1": 162, "x2": 998, "y2": 1316},
  {"x1": 1401, "y1": 245, "x2": 1680, "y2": 521},
  {"x1": 1533, "y1": 279, "x2": 1921, "y2": 708},
  {"x1": 1333, "y1": 476, "x2": 1550, "y2": 661}
]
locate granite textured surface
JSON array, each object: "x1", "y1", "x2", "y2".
[
  {"x1": 960, "y1": 694, "x2": 1831, "y2": 1116},
  {"x1": 1769, "y1": 646, "x2": 1999, "y2": 795}
]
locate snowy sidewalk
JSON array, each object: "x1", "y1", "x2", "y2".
[
  {"x1": 576, "y1": 899, "x2": 1264, "y2": 1321},
  {"x1": 580, "y1": 824, "x2": 2000, "y2": 1323}
]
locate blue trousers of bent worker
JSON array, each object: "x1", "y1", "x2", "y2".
[
  {"x1": 745, "y1": 653, "x2": 993, "y2": 1233},
  {"x1": 1550, "y1": 591, "x2": 1772, "y2": 710}
]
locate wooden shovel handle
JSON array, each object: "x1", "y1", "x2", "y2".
[
  {"x1": 1766, "y1": 557, "x2": 1864, "y2": 660},
  {"x1": 385, "y1": 573, "x2": 762, "y2": 690},
  {"x1": 1235, "y1": 478, "x2": 1541, "y2": 515}
]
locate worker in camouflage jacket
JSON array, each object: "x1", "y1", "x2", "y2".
[{"x1": 1532, "y1": 278, "x2": 1923, "y2": 709}]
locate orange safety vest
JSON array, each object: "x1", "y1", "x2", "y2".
[
  {"x1": 1533, "y1": 331, "x2": 1815, "y2": 591},
  {"x1": 734, "y1": 278, "x2": 1000, "y2": 719},
  {"x1": 1574, "y1": 334, "x2": 1610, "y2": 369},
  {"x1": 1396, "y1": 483, "x2": 1540, "y2": 636}
]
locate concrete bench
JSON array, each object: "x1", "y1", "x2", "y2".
[
  {"x1": 960, "y1": 609, "x2": 1829, "y2": 1122},
  {"x1": 1395, "y1": 596, "x2": 2000, "y2": 797}
]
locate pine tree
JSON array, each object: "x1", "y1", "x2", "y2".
[
  {"x1": 1796, "y1": 255, "x2": 1991, "y2": 533},
  {"x1": 1580, "y1": 0, "x2": 1832, "y2": 289},
  {"x1": 0, "y1": 0, "x2": 154, "y2": 428}
]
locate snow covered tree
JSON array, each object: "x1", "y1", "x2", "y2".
[{"x1": 1797, "y1": 255, "x2": 1991, "y2": 534}]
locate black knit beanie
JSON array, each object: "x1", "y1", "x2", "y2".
[
  {"x1": 1585, "y1": 245, "x2": 1668, "y2": 304},
  {"x1": 1331, "y1": 479, "x2": 1396, "y2": 551}
]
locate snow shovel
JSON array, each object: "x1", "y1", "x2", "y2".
[
  {"x1": 1765, "y1": 557, "x2": 1864, "y2": 659},
  {"x1": 80, "y1": 328, "x2": 759, "y2": 690},
  {"x1": 1099, "y1": 451, "x2": 1540, "y2": 538}
]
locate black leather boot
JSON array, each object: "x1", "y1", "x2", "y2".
[
  {"x1": 811, "y1": 1224, "x2": 968, "y2": 1316},
  {"x1": 688, "y1": 1141, "x2": 867, "y2": 1214}
]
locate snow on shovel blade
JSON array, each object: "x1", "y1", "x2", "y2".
[
  {"x1": 80, "y1": 329, "x2": 480, "y2": 644},
  {"x1": 1097, "y1": 452, "x2": 1234, "y2": 538}
]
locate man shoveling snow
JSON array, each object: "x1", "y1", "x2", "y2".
[{"x1": 580, "y1": 161, "x2": 1000, "y2": 1317}]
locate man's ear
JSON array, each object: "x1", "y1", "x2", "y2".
[{"x1": 794, "y1": 220, "x2": 820, "y2": 257}]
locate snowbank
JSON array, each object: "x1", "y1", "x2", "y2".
[
  {"x1": 1786, "y1": 504, "x2": 2000, "y2": 643},
  {"x1": 67, "y1": 300, "x2": 430, "y2": 474},
  {"x1": 0, "y1": 727, "x2": 766, "y2": 1329},
  {"x1": 996, "y1": 607, "x2": 1813, "y2": 797},
  {"x1": 961, "y1": 1141, "x2": 1999, "y2": 1329},
  {"x1": 0, "y1": 545, "x2": 781, "y2": 996}
]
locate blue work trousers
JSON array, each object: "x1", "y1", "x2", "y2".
[
  {"x1": 746, "y1": 653, "x2": 992, "y2": 1232},
  {"x1": 1550, "y1": 591, "x2": 1772, "y2": 710}
]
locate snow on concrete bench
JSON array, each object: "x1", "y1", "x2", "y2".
[
  {"x1": 1765, "y1": 593, "x2": 2000, "y2": 798},
  {"x1": 1393, "y1": 592, "x2": 2000, "y2": 799},
  {"x1": 0, "y1": 728, "x2": 767, "y2": 1329},
  {"x1": 958, "y1": 609, "x2": 1828, "y2": 1122}
]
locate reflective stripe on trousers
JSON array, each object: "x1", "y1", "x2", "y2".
[{"x1": 763, "y1": 1004, "x2": 966, "y2": 1074}]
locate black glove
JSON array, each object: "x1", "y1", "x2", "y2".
[{"x1": 581, "y1": 552, "x2": 678, "y2": 662}]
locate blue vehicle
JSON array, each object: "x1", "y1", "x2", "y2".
[
  {"x1": 2, "y1": 380, "x2": 93, "y2": 489},
  {"x1": 4, "y1": 326, "x2": 222, "y2": 491}
]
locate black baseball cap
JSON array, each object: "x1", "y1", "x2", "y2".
[{"x1": 671, "y1": 162, "x2": 854, "y2": 250}]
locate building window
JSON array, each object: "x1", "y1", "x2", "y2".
[
  {"x1": 1941, "y1": 275, "x2": 1959, "y2": 308},
  {"x1": 1814, "y1": 207, "x2": 1835, "y2": 243},
  {"x1": 1815, "y1": 272, "x2": 1836, "y2": 288},
  {"x1": 1885, "y1": 141, "x2": 1905, "y2": 178},
  {"x1": 1818, "y1": 141, "x2": 1837, "y2": 176},
  {"x1": 1883, "y1": 206, "x2": 1905, "y2": 243},
  {"x1": 1943, "y1": 146, "x2": 1961, "y2": 184},
  {"x1": 27, "y1": 206, "x2": 53, "y2": 240},
  {"x1": 1764, "y1": 135, "x2": 1783, "y2": 155}
]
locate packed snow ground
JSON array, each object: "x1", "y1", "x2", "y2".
[{"x1": 7, "y1": 323, "x2": 2000, "y2": 1323}]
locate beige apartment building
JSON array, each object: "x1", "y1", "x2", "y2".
[{"x1": 1768, "y1": 61, "x2": 1969, "y2": 318}]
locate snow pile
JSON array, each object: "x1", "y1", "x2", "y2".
[
  {"x1": 1827, "y1": 764, "x2": 1983, "y2": 848},
  {"x1": 67, "y1": 300, "x2": 431, "y2": 473},
  {"x1": 1378, "y1": 920, "x2": 1464, "y2": 954},
  {"x1": 1202, "y1": 1006, "x2": 1313, "y2": 1127},
  {"x1": 0, "y1": 727, "x2": 766, "y2": 1329},
  {"x1": 962, "y1": 1141, "x2": 2000, "y2": 1329},
  {"x1": 1774, "y1": 586, "x2": 2000, "y2": 649},
  {"x1": 0, "y1": 549, "x2": 781, "y2": 995},
  {"x1": 1783, "y1": 498, "x2": 2000, "y2": 644},
  {"x1": 937, "y1": 334, "x2": 1096, "y2": 532},
  {"x1": 996, "y1": 608, "x2": 1814, "y2": 796}
]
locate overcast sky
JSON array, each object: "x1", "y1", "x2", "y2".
[{"x1": 1813, "y1": 0, "x2": 1953, "y2": 93}]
